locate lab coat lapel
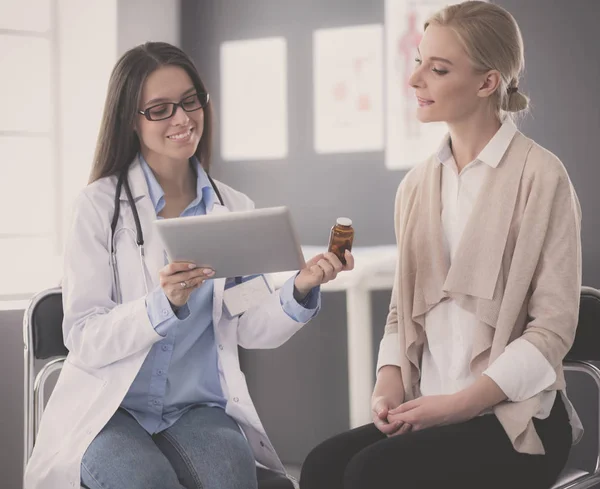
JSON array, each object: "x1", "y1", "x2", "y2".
[{"x1": 124, "y1": 159, "x2": 166, "y2": 288}]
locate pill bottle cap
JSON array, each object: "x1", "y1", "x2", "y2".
[{"x1": 336, "y1": 217, "x2": 352, "y2": 227}]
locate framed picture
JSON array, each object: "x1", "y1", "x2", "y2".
[
  {"x1": 314, "y1": 25, "x2": 384, "y2": 154},
  {"x1": 220, "y1": 37, "x2": 288, "y2": 161}
]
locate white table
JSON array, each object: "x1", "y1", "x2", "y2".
[{"x1": 272, "y1": 245, "x2": 397, "y2": 428}]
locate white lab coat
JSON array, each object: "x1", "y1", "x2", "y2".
[{"x1": 24, "y1": 159, "x2": 307, "y2": 489}]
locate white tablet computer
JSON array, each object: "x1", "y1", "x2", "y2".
[{"x1": 153, "y1": 206, "x2": 305, "y2": 279}]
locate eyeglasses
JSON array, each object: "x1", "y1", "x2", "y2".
[{"x1": 138, "y1": 92, "x2": 209, "y2": 121}]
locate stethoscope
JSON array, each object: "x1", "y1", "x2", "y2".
[{"x1": 109, "y1": 166, "x2": 225, "y2": 304}]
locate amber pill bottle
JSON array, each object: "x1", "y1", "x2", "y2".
[{"x1": 328, "y1": 217, "x2": 354, "y2": 265}]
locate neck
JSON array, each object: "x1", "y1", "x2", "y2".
[
  {"x1": 446, "y1": 110, "x2": 502, "y2": 172},
  {"x1": 141, "y1": 151, "x2": 196, "y2": 197}
]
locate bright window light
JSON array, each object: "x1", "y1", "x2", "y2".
[
  {"x1": 220, "y1": 37, "x2": 288, "y2": 161},
  {"x1": 313, "y1": 25, "x2": 384, "y2": 154},
  {"x1": 0, "y1": 0, "x2": 51, "y2": 32},
  {"x1": 0, "y1": 136, "x2": 54, "y2": 235},
  {"x1": 0, "y1": 35, "x2": 52, "y2": 133}
]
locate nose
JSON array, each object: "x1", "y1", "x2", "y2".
[
  {"x1": 408, "y1": 64, "x2": 424, "y2": 89},
  {"x1": 171, "y1": 104, "x2": 190, "y2": 125}
]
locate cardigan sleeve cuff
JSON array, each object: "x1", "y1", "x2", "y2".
[
  {"x1": 483, "y1": 338, "x2": 557, "y2": 402},
  {"x1": 376, "y1": 332, "x2": 402, "y2": 374}
]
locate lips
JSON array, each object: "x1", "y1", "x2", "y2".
[
  {"x1": 167, "y1": 126, "x2": 194, "y2": 140},
  {"x1": 416, "y1": 96, "x2": 434, "y2": 107}
]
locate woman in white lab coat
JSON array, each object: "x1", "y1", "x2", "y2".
[{"x1": 24, "y1": 42, "x2": 354, "y2": 489}]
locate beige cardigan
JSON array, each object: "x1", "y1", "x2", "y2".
[{"x1": 383, "y1": 131, "x2": 582, "y2": 454}]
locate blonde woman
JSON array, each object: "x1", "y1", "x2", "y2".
[{"x1": 300, "y1": 2, "x2": 582, "y2": 489}]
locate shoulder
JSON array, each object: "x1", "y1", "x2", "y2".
[
  {"x1": 395, "y1": 154, "x2": 437, "y2": 202},
  {"x1": 72, "y1": 175, "x2": 119, "y2": 223},
  {"x1": 519, "y1": 134, "x2": 572, "y2": 187},
  {"x1": 516, "y1": 133, "x2": 580, "y2": 217},
  {"x1": 210, "y1": 178, "x2": 255, "y2": 211}
]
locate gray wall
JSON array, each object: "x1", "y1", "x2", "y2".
[{"x1": 181, "y1": 0, "x2": 600, "y2": 473}]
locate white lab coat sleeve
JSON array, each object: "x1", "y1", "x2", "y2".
[
  {"x1": 236, "y1": 288, "x2": 308, "y2": 349},
  {"x1": 62, "y1": 191, "x2": 163, "y2": 369}
]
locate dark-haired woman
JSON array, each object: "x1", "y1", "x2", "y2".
[{"x1": 25, "y1": 42, "x2": 354, "y2": 489}]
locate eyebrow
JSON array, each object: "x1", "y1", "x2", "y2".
[
  {"x1": 417, "y1": 48, "x2": 454, "y2": 66},
  {"x1": 145, "y1": 87, "x2": 196, "y2": 106}
]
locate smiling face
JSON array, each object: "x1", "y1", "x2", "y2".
[
  {"x1": 136, "y1": 65, "x2": 204, "y2": 165},
  {"x1": 408, "y1": 24, "x2": 498, "y2": 125}
]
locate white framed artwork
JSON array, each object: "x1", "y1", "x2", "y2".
[
  {"x1": 313, "y1": 25, "x2": 384, "y2": 154},
  {"x1": 220, "y1": 37, "x2": 288, "y2": 161}
]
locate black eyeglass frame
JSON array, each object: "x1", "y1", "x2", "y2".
[{"x1": 138, "y1": 92, "x2": 210, "y2": 121}]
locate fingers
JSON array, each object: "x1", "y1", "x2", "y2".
[
  {"x1": 159, "y1": 262, "x2": 215, "y2": 308},
  {"x1": 388, "y1": 422, "x2": 412, "y2": 437},
  {"x1": 371, "y1": 397, "x2": 400, "y2": 435},
  {"x1": 389, "y1": 399, "x2": 420, "y2": 415},
  {"x1": 343, "y1": 250, "x2": 355, "y2": 270},
  {"x1": 317, "y1": 258, "x2": 335, "y2": 282},
  {"x1": 372, "y1": 397, "x2": 389, "y2": 419},
  {"x1": 311, "y1": 252, "x2": 343, "y2": 283},
  {"x1": 304, "y1": 254, "x2": 325, "y2": 269},
  {"x1": 388, "y1": 409, "x2": 420, "y2": 429},
  {"x1": 160, "y1": 263, "x2": 215, "y2": 285},
  {"x1": 372, "y1": 414, "x2": 403, "y2": 435},
  {"x1": 162, "y1": 262, "x2": 198, "y2": 276}
]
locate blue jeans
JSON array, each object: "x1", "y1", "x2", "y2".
[{"x1": 81, "y1": 406, "x2": 258, "y2": 489}]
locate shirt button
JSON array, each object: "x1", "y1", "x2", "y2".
[
  {"x1": 153, "y1": 399, "x2": 160, "y2": 405},
  {"x1": 162, "y1": 309, "x2": 169, "y2": 316},
  {"x1": 162, "y1": 345, "x2": 169, "y2": 351},
  {"x1": 157, "y1": 370, "x2": 164, "y2": 375},
  {"x1": 233, "y1": 397, "x2": 239, "y2": 403},
  {"x1": 219, "y1": 344, "x2": 224, "y2": 350}
]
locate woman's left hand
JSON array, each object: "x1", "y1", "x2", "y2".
[
  {"x1": 294, "y1": 250, "x2": 355, "y2": 298},
  {"x1": 386, "y1": 395, "x2": 474, "y2": 434}
]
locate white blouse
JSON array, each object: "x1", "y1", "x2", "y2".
[{"x1": 422, "y1": 119, "x2": 556, "y2": 418}]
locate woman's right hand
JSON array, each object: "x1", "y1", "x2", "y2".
[
  {"x1": 372, "y1": 396, "x2": 404, "y2": 436},
  {"x1": 371, "y1": 365, "x2": 410, "y2": 436},
  {"x1": 159, "y1": 262, "x2": 215, "y2": 308}
]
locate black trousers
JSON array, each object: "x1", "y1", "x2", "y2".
[{"x1": 300, "y1": 395, "x2": 572, "y2": 489}]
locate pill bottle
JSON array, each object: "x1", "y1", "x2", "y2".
[{"x1": 328, "y1": 217, "x2": 354, "y2": 265}]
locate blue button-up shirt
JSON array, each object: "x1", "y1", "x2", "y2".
[{"x1": 120, "y1": 154, "x2": 320, "y2": 434}]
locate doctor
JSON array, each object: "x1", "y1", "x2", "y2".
[{"x1": 25, "y1": 41, "x2": 354, "y2": 489}]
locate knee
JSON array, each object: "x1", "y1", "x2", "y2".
[
  {"x1": 343, "y1": 449, "x2": 376, "y2": 489},
  {"x1": 343, "y1": 447, "x2": 408, "y2": 489},
  {"x1": 300, "y1": 438, "x2": 345, "y2": 489},
  {"x1": 209, "y1": 429, "x2": 257, "y2": 486}
]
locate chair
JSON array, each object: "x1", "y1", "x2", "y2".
[
  {"x1": 23, "y1": 287, "x2": 298, "y2": 489},
  {"x1": 550, "y1": 286, "x2": 600, "y2": 489}
]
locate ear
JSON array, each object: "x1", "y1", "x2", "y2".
[{"x1": 477, "y1": 70, "x2": 502, "y2": 99}]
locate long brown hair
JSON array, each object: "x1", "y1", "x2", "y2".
[{"x1": 89, "y1": 42, "x2": 213, "y2": 183}]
